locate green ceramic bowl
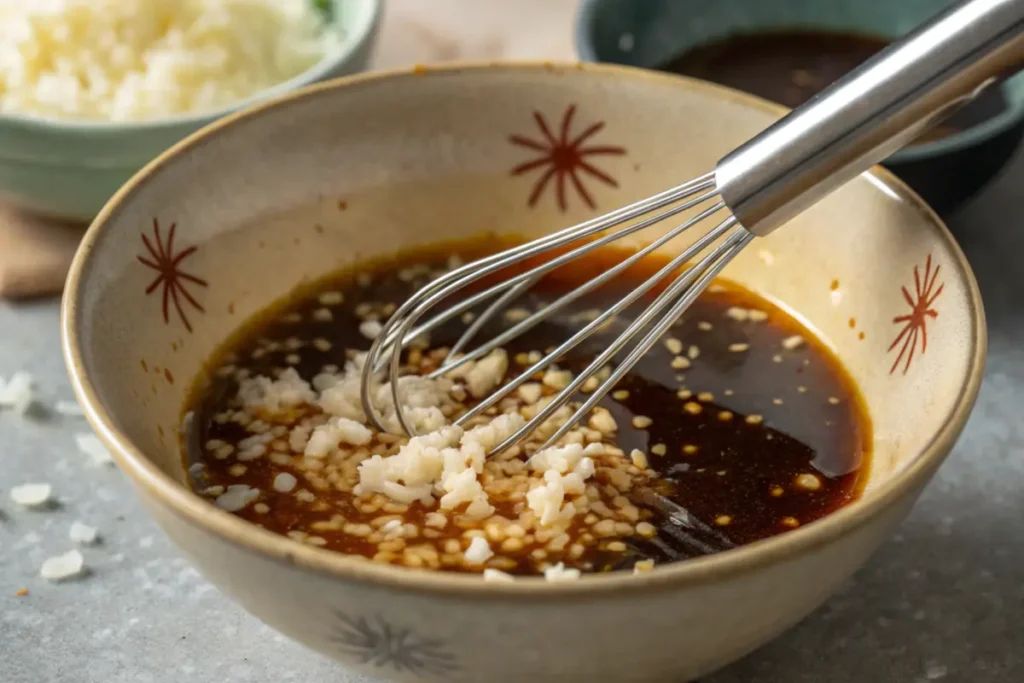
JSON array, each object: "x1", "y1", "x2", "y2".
[
  {"x1": 576, "y1": 0, "x2": 1024, "y2": 215},
  {"x1": 0, "y1": 0, "x2": 382, "y2": 222}
]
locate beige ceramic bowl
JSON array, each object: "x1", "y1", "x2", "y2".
[{"x1": 62, "y1": 63, "x2": 985, "y2": 683}]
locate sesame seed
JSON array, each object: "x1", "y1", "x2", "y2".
[
  {"x1": 715, "y1": 515, "x2": 732, "y2": 526},
  {"x1": 697, "y1": 391, "x2": 714, "y2": 402},
  {"x1": 728, "y1": 343, "x2": 749, "y2": 353},
  {"x1": 359, "y1": 320, "x2": 383, "y2": 340},
  {"x1": 318, "y1": 291, "x2": 343, "y2": 306},
  {"x1": 633, "y1": 559, "x2": 656, "y2": 574},
  {"x1": 671, "y1": 356, "x2": 691, "y2": 370},
  {"x1": 718, "y1": 411, "x2": 733, "y2": 421},
  {"x1": 748, "y1": 309, "x2": 769, "y2": 322},
  {"x1": 683, "y1": 402, "x2": 702, "y2": 415},
  {"x1": 504, "y1": 308, "x2": 531, "y2": 322},
  {"x1": 683, "y1": 445, "x2": 698, "y2": 455},
  {"x1": 273, "y1": 472, "x2": 297, "y2": 493},
  {"x1": 630, "y1": 449, "x2": 649, "y2": 469},
  {"x1": 629, "y1": 522, "x2": 657, "y2": 540},
  {"x1": 828, "y1": 396, "x2": 841, "y2": 405},
  {"x1": 501, "y1": 537, "x2": 524, "y2": 553},
  {"x1": 687, "y1": 345, "x2": 700, "y2": 360},
  {"x1": 773, "y1": 398, "x2": 783, "y2": 405},
  {"x1": 676, "y1": 389, "x2": 693, "y2": 400},
  {"x1": 795, "y1": 473, "x2": 822, "y2": 491},
  {"x1": 612, "y1": 390, "x2": 630, "y2": 400},
  {"x1": 798, "y1": 386, "x2": 808, "y2": 393},
  {"x1": 313, "y1": 307, "x2": 333, "y2": 322},
  {"x1": 770, "y1": 487, "x2": 784, "y2": 497},
  {"x1": 650, "y1": 443, "x2": 667, "y2": 456},
  {"x1": 782, "y1": 335, "x2": 805, "y2": 350},
  {"x1": 697, "y1": 321, "x2": 713, "y2": 331},
  {"x1": 745, "y1": 414, "x2": 764, "y2": 425},
  {"x1": 725, "y1": 307, "x2": 748, "y2": 321},
  {"x1": 781, "y1": 517, "x2": 800, "y2": 528},
  {"x1": 631, "y1": 415, "x2": 653, "y2": 429},
  {"x1": 664, "y1": 338, "x2": 684, "y2": 355}
]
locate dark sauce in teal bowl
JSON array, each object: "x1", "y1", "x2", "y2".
[{"x1": 658, "y1": 30, "x2": 1010, "y2": 149}]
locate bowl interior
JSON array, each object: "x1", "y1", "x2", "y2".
[
  {"x1": 66, "y1": 64, "x2": 981, "y2": 572},
  {"x1": 576, "y1": 0, "x2": 1024, "y2": 157}
]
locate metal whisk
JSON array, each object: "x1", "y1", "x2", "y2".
[{"x1": 363, "y1": 0, "x2": 1024, "y2": 456}]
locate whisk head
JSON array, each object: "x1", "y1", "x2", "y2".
[{"x1": 360, "y1": 171, "x2": 754, "y2": 455}]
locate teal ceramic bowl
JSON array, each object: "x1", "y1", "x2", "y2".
[
  {"x1": 576, "y1": 0, "x2": 1024, "y2": 215},
  {"x1": 0, "y1": 0, "x2": 382, "y2": 222}
]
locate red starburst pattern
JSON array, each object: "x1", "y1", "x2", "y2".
[
  {"x1": 137, "y1": 218, "x2": 208, "y2": 333},
  {"x1": 888, "y1": 254, "x2": 944, "y2": 375},
  {"x1": 508, "y1": 104, "x2": 627, "y2": 211}
]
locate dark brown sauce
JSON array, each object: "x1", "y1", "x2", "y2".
[
  {"x1": 184, "y1": 238, "x2": 871, "y2": 573},
  {"x1": 659, "y1": 29, "x2": 1008, "y2": 145}
]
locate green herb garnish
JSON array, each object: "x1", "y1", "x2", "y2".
[{"x1": 312, "y1": 0, "x2": 333, "y2": 21}]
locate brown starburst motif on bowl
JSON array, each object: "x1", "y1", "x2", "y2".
[{"x1": 508, "y1": 104, "x2": 626, "y2": 211}]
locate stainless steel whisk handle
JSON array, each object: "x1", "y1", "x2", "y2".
[{"x1": 716, "y1": 0, "x2": 1024, "y2": 236}]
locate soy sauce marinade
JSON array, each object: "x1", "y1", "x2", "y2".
[
  {"x1": 185, "y1": 239, "x2": 870, "y2": 576},
  {"x1": 658, "y1": 30, "x2": 1008, "y2": 145}
]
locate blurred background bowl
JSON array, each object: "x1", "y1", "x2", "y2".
[
  {"x1": 0, "y1": 0, "x2": 382, "y2": 222},
  {"x1": 575, "y1": 0, "x2": 1024, "y2": 216}
]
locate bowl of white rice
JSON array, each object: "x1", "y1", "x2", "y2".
[{"x1": 0, "y1": 0, "x2": 382, "y2": 221}]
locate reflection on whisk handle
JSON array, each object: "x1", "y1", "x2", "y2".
[{"x1": 716, "y1": 0, "x2": 1024, "y2": 236}]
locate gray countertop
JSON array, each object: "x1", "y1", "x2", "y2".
[{"x1": 2, "y1": 153, "x2": 1022, "y2": 682}]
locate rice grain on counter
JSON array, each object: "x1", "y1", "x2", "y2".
[
  {"x1": 75, "y1": 433, "x2": 115, "y2": 467},
  {"x1": 40, "y1": 550, "x2": 86, "y2": 582},
  {"x1": 10, "y1": 483, "x2": 53, "y2": 508},
  {"x1": 0, "y1": 0, "x2": 341, "y2": 121},
  {"x1": 69, "y1": 521, "x2": 99, "y2": 545}
]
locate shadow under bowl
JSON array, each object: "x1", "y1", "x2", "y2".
[{"x1": 575, "y1": 0, "x2": 1024, "y2": 215}]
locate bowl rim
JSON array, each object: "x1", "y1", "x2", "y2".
[
  {"x1": 62, "y1": 61, "x2": 987, "y2": 600},
  {"x1": 0, "y1": 0, "x2": 382, "y2": 136},
  {"x1": 572, "y1": 0, "x2": 1024, "y2": 164}
]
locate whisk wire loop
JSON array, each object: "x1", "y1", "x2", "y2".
[
  {"x1": 526, "y1": 225, "x2": 754, "y2": 454},
  {"x1": 450, "y1": 205, "x2": 732, "y2": 428},
  {"x1": 360, "y1": 173, "x2": 717, "y2": 434},
  {"x1": 428, "y1": 193, "x2": 724, "y2": 380}
]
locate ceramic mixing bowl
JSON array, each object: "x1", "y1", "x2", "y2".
[{"x1": 62, "y1": 63, "x2": 985, "y2": 683}]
